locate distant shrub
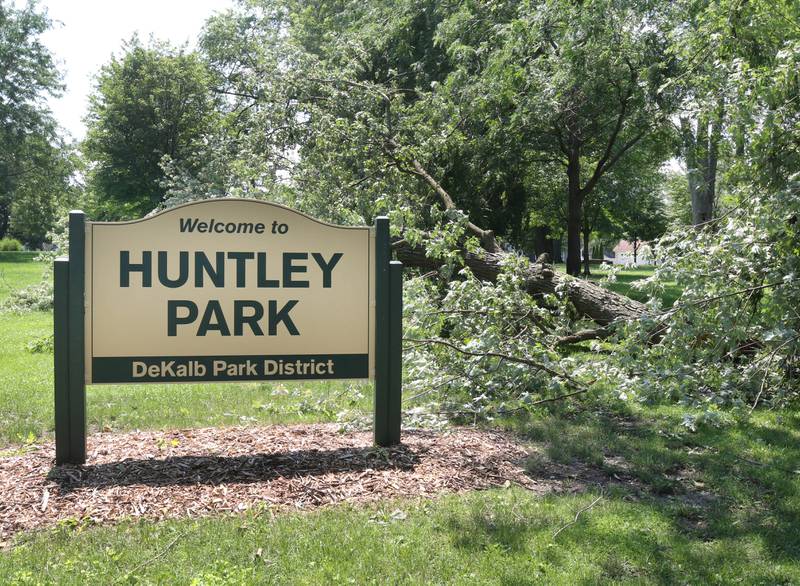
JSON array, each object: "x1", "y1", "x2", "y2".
[
  {"x1": 0, "y1": 238, "x2": 22, "y2": 251},
  {"x1": 1, "y1": 280, "x2": 53, "y2": 313}
]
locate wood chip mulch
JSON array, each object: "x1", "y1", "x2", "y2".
[{"x1": 1, "y1": 424, "x2": 546, "y2": 545}]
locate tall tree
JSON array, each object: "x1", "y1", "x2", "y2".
[
  {"x1": 680, "y1": 104, "x2": 724, "y2": 226},
  {"x1": 0, "y1": 0, "x2": 62, "y2": 238},
  {"x1": 444, "y1": 0, "x2": 677, "y2": 275},
  {"x1": 7, "y1": 134, "x2": 77, "y2": 248},
  {"x1": 668, "y1": 0, "x2": 799, "y2": 224},
  {"x1": 83, "y1": 37, "x2": 219, "y2": 219},
  {"x1": 667, "y1": 0, "x2": 730, "y2": 227}
]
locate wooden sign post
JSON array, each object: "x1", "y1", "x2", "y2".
[{"x1": 54, "y1": 201, "x2": 403, "y2": 464}]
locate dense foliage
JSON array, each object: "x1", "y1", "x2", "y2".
[
  {"x1": 0, "y1": 0, "x2": 74, "y2": 247},
  {"x1": 83, "y1": 37, "x2": 220, "y2": 219}
]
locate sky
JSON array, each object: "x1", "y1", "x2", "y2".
[{"x1": 30, "y1": 0, "x2": 235, "y2": 141}]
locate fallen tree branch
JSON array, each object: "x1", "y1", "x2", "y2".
[
  {"x1": 487, "y1": 386, "x2": 597, "y2": 414},
  {"x1": 404, "y1": 337, "x2": 585, "y2": 389},
  {"x1": 384, "y1": 138, "x2": 501, "y2": 252},
  {"x1": 659, "y1": 280, "x2": 790, "y2": 318},
  {"x1": 407, "y1": 158, "x2": 501, "y2": 252},
  {"x1": 114, "y1": 530, "x2": 187, "y2": 583},
  {"x1": 394, "y1": 239, "x2": 647, "y2": 326},
  {"x1": 555, "y1": 327, "x2": 611, "y2": 346}
]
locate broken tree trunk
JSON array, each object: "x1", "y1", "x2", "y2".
[{"x1": 393, "y1": 241, "x2": 646, "y2": 326}]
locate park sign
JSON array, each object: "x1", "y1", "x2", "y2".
[
  {"x1": 53, "y1": 200, "x2": 403, "y2": 464},
  {"x1": 88, "y1": 200, "x2": 372, "y2": 383}
]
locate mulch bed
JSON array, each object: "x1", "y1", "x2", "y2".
[{"x1": 1, "y1": 424, "x2": 554, "y2": 545}]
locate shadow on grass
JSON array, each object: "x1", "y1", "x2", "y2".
[
  {"x1": 0, "y1": 251, "x2": 39, "y2": 263},
  {"x1": 47, "y1": 444, "x2": 418, "y2": 492},
  {"x1": 444, "y1": 499, "x2": 540, "y2": 554},
  {"x1": 498, "y1": 408, "x2": 800, "y2": 565},
  {"x1": 420, "y1": 408, "x2": 800, "y2": 582}
]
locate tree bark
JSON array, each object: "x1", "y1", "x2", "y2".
[
  {"x1": 582, "y1": 225, "x2": 592, "y2": 276},
  {"x1": 552, "y1": 238, "x2": 563, "y2": 263},
  {"x1": 533, "y1": 226, "x2": 550, "y2": 257},
  {"x1": 566, "y1": 148, "x2": 584, "y2": 276},
  {"x1": 393, "y1": 240, "x2": 646, "y2": 326},
  {"x1": 0, "y1": 200, "x2": 9, "y2": 240},
  {"x1": 681, "y1": 100, "x2": 723, "y2": 227}
]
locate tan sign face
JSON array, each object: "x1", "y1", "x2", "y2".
[{"x1": 85, "y1": 199, "x2": 374, "y2": 384}]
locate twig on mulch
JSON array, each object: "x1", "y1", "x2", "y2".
[{"x1": 552, "y1": 493, "x2": 604, "y2": 539}]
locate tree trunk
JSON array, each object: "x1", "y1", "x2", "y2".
[
  {"x1": 632, "y1": 239, "x2": 639, "y2": 264},
  {"x1": 0, "y1": 165, "x2": 11, "y2": 239},
  {"x1": 566, "y1": 202, "x2": 582, "y2": 276},
  {"x1": 582, "y1": 226, "x2": 591, "y2": 276},
  {"x1": 0, "y1": 199, "x2": 9, "y2": 239},
  {"x1": 681, "y1": 102, "x2": 723, "y2": 227},
  {"x1": 552, "y1": 238, "x2": 563, "y2": 263},
  {"x1": 394, "y1": 240, "x2": 646, "y2": 326},
  {"x1": 704, "y1": 107, "x2": 722, "y2": 218},
  {"x1": 693, "y1": 116, "x2": 713, "y2": 225},
  {"x1": 533, "y1": 226, "x2": 550, "y2": 257},
  {"x1": 565, "y1": 148, "x2": 583, "y2": 276}
]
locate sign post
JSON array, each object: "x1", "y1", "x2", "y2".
[
  {"x1": 54, "y1": 211, "x2": 88, "y2": 464},
  {"x1": 372, "y1": 217, "x2": 403, "y2": 446},
  {"x1": 54, "y1": 200, "x2": 402, "y2": 464}
]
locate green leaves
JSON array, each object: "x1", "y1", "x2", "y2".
[
  {"x1": 0, "y1": 1, "x2": 68, "y2": 245},
  {"x1": 84, "y1": 37, "x2": 221, "y2": 219}
]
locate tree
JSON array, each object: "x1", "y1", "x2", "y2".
[
  {"x1": 668, "y1": 3, "x2": 729, "y2": 227},
  {"x1": 194, "y1": 1, "x2": 654, "y2": 328},
  {"x1": 7, "y1": 134, "x2": 77, "y2": 248},
  {"x1": 662, "y1": 170, "x2": 692, "y2": 226},
  {"x1": 667, "y1": 0, "x2": 798, "y2": 224},
  {"x1": 83, "y1": 37, "x2": 219, "y2": 219},
  {"x1": 0, "y1": 0, "x2": 63, "y2": 239},
  {"x1": 594, "y1": 145, "x2": 671, "y2": 267},
  {"x1": 200, "y1": 1, "x2": 677, "y2": 265},
  {"x1": 680, "y1": 106, "x2": 723, "y2": 226},
  {"x1": 436, "y1": 0, "x2": 677, "y2": 275},
  {"x1": 191, "y1": 0, "x2": 800, "y2": 411},
  {"x1": 580, "y1": 192, "x2": 614, "y2": 275},
  {"x1": 611, "y1": 188, "x2": 668, "y2": 265}
]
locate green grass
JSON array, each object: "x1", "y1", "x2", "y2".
[
  {"x1": 3, "y1": 257, "x2": 800, "y2": 583},
  {"x1": 0, "y1": 306, "x2": 371, "y2": 446},
  {"x1": 4, "y1": 404, "x2": 800, "y2": 584},
  {"x1": 0, "y1": 251, "x2": 40, "y2": 263},
  {"x1": 0, "y1": 257, "x2": 47, "y2": 303}
]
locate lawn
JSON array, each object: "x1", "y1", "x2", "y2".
[
  {"x1": 0, "y1": 252, "x2": 48, "y2": 303},
  {"x1": 2, "y1": 407, "x2": 799, "y2": 584},
  {"x1": 2, "y1": 256, "x2": 799, "y2": 584}
]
